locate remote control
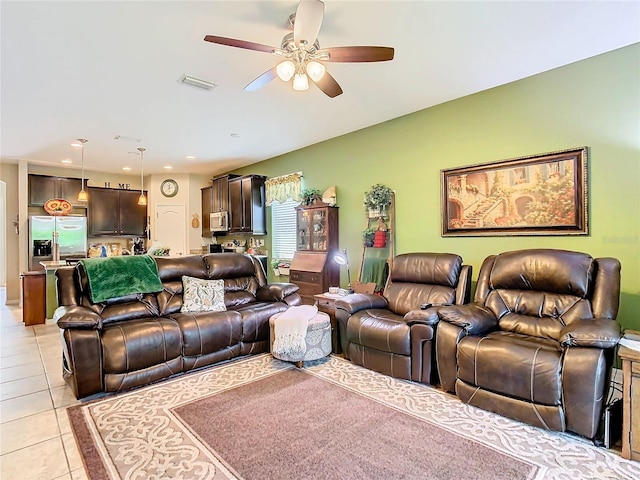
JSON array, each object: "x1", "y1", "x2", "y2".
[{"x1": 420, "y1": 303, "x2": 432, "y2": 310}]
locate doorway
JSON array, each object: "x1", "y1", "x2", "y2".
[{"x1": 155, "y1": 204, "x2": 186, "y2": 256}]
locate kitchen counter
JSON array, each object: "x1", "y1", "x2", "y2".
[
  {"x1": 39, "y1": 260, "x2": 71, "y2": 271},
  {"x1": 39, "y1": 261, "x2": 76, "y2": 319}
]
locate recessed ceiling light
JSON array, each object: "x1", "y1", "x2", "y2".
[
  {"x1": 61, "y1": 159, "x2": 72, "y2": 164},
  {"x1": 163, "y1": 165, "x2": 173, "y2": 170},
  {"x1": 186, "y1": 155, "x2": 196, "y2": 160},
  {"x1": 230, "y1": 133, "x2": 240, "y2": 138},
  {"x1": 122, "y1": 166, "x2": 132, "y2": 171}
]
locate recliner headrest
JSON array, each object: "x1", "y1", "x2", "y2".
[
  {"x1": 489, "y1": 249, "x2": 593, "y2": 297},
  {"x1": 390, "y1": 253, "x2": 462, "y2": 288}
]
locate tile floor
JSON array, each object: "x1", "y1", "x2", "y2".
[{"x1": 0, "y1": 287, "x2": 87, "y2": 480}]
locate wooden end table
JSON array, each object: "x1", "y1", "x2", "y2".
[
  {"x1": 313, "y1": 293, "x2": 343, "y2": 354},
  {"x1": 619, "y1": 333, "x2": 640, "y2": 461}
]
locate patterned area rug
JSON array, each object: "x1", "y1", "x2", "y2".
[{"x1": 68, "y1": 354, "x2": 640, "y2": 480}]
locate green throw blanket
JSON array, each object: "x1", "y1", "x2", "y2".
[{"x1": 80, "y1": 255, "x2": 164, "y2": 303}]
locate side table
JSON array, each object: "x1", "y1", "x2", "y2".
[
  {"x1": 313, "y1": 293, "x2": 343, "y2": 354},
  {"x1": 619, "y1": 332, "x2": 640, "y2": 461}
]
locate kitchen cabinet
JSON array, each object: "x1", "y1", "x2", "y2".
[
  {"x1": 29, "y1": 174, "x2": 87, "y2": 207},
  {"x1": 201, "y1": 186, "x2": 213, "y2": 237},
  {"x1": 201, "y1": 174, "x2": 238, "y2": 237},
  {"x1": 88, "y1": 187, "x2": 147, "y2": 236},
  {"x1": 290, "y1": 202, "x2": 339, "y2": 304},
  {"x1": 228, "y1": 175, "x2": 266, "y2": 234}
]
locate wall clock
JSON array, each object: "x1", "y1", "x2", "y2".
[{"x1": 161, "y1": 179, "x2": 179, "y2": 197}]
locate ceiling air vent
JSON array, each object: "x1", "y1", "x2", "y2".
[{"x1": 179, "y1": 74, "x2": 217, "y2": 91}]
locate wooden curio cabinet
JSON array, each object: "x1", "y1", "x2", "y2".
[{"x1": 290, "y1": 201, "x2": 339, "y2": 304}]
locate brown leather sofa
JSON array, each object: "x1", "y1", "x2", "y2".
[
  {"x1": 435, "y1": 249, "x2": 621, "y2": 439},
  {"x1": 334, "y1": 253, "x2": 471, "y2": 385},
  {"x1": 54, "y1": 253, "x2": 301, "y2": 398}
]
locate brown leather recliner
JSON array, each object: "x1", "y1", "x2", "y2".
[
  {"x1": 335, "y1": 253, "x2": 471, "y2": 384},
  {"x1": 435, "y1": 249, "x2": 621, "y2": 439}
]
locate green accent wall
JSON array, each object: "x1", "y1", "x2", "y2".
[{"x1": 234, "y1": 44, "x2": 640, "y2": 331}]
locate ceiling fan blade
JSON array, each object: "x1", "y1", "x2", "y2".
[
  {"x1": 204, "y1": 35, "x2": 276, "y2": 54},
  {"x1": 293, "y1": 0, "x2": 325, "y2": 47},
  {"x1": 312, "y1": 71, "x2": 343, "y2": 98},
  {"x1": 318, "y1": 46, "x2": 395, "y2": 63},
  {"x1": 244, "y1": 67, "x2": 278, "y2": 92}
]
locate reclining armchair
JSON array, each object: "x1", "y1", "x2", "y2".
[
  {"x1": 435, "y1": 249, "x2": 621, "y2": 439},
  {"x1": 335, "y1": 253, "x2": 471, "y2": 384}
]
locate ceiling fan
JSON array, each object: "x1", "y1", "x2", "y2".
[{"x1": 204, "y1": 0, "x2": 394, "y2": 98}]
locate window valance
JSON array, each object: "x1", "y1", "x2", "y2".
[{"x1": 265, "y1": 172, "x2": 303, "y2": 205}]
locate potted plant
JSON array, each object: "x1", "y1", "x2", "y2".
[
  {"x1": 363, "y1": 184, "x2": 393, "y2": 217},
  {"x1": 271, "y1": 258, "x2": 280, "y2": 276},
  {"x1": 301, "y1": 188, "x2": 322, "y2": 206},
  {"x1": 362, "y1": 228, "x2": 376, "y2": 247},
  {"x1": 278, "y1": 261, "x2": 291, "y2": 276}
]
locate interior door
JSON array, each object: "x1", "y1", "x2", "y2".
[{"x1": 155, "y1": 204, "x2": 186, "y2": 256}]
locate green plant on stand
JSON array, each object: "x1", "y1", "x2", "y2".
[
  {"x1": 362, "y1": 228, "x2": 376, "y2": 247},
  {"x1": 363, "y1": 184, "x2": 393, "y2": 217}
]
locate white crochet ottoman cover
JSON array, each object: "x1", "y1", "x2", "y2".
[{"x1": 269, "y1": 311, "x2": 332, "y2": 364}]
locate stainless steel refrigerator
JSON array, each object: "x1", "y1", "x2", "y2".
[{"x1": 29, "y1": 216, "x2": 87, "y2": 270}]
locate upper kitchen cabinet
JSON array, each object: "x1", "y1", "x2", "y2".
[
  {"x1": 201, "y1": 186, "x2": 213, "y2": 237},
  {"x1": 88, "y1": 187, "x2": 147, "y2": 236},
  {"x1": 201, "y1": 174, "x2": 239, "y2": 237},
  {"x1": 29, "y1": 174, "x2": 87, "y2": 207},
  {"x1": 228, "y1": 175, "x2": 266, "y2": 235}
]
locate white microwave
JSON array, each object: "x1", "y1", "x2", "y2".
[{"x1": 210, "y1": 211, "x2": 229, "y2": 232}]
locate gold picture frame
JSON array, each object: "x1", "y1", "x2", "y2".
[{"x1": 441, "y1": 147, "x2": 588, "y2": 237}]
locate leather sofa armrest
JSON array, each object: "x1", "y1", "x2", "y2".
[
  {"x1": 559, "y1": 318, "x2": 621, "y2": 348},
  {"x1": 54, "y1": 305, "x2": 103, "y2": 330},
  {"x1": 437, "y1": 303, "x2": 498, "y2": 335},
  {"x1": 404, "y1": 308, "x2": 440, "y2": 326},
  {"x1": 256, "y1": 283, "x2": 300, "y2": 302},
  {"x1": 334, "y1": 293, "x2": 388, "y2": 315}
]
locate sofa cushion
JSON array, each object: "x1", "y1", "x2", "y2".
[
  {"x1": 231, "y1": 302, "x2": 289, "y2": 343},
  {"x1": 346, "y1": 309, "x2": 412, "y2": 355},
  {"x1": 102, "y1": 317, "x2": 182, "y2": 374},
  {"x1": 169, "y1": 311, "x2": 242, "y2": 357},
  {"x1": 457, "y1": 331, "x2": 562, "y2": 406},
  {"x1": 181, "y1": 276, "x2": 226, "y2": 313}
]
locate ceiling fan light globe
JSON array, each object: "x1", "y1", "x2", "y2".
[
  {"x1": 137, "y1": 194, "x2": 147, "y2": 206},
  {"x1": 293, "y1": 73, "x2": 309, "y2": 91},
  {"x1": 276, "y1": 60, "x2": 295, "y2": 81},
  {"x1": 306, "y1": 61, "x2": 326, "y2": 82}
]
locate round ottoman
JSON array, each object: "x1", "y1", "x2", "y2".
[{"x1": 269, "y1": 311, "x2": 332, "y2": 367}]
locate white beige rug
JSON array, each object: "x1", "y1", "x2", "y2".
[{"x1": 68, "y1": 354, "x2": 640, "y2": 479}]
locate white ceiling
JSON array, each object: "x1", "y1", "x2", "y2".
[{"x1": 2, "y1": 1, "x2": 638, "y2": 176}]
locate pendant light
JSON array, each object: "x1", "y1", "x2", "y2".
[
  {"x1": 77, "y1": 139, "x2": 88, "y2": 202},
  {"x1": 137, "y1": 147, "x2": 147, "y2": 206}
]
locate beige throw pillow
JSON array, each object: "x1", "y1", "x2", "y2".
[{"x1": 181, "y1": 276, "x2": 226, "y2": 313}]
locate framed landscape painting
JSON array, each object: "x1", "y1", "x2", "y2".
[{"x1": 441, "y1": 147, "x2": 588, "y2": 237}]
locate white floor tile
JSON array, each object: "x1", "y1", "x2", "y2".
[
  {"x1": 0, "y1": 352, "x2": 40, "y2": 369},
  {"x1": 50, "y1": 385, "x2": 79, "y2": 409},
  {"x1": 0, "y1": 374, "x2": 49, "y2": 401},
  {"x1": 0, "y1": 344, "x2": 39, "y2": 358},
  {"x1": 0, "y1": 409, "x2": 60, "y2": 455},
  {"x1": 0, "y1": 389, "x2": 53, "y2": 424},
  {"x1": 61, "y1": 433, "x2": 83, "y2": 473},
  {"x1": 0, "y1": 436, "x2": 69, "y2": 480},
  {"x1": 0, "y1": 361, "x2": 45, "y2": 384},
  {"x1": 55, "y1": 407, "x2": 72, "y2": 435}
]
